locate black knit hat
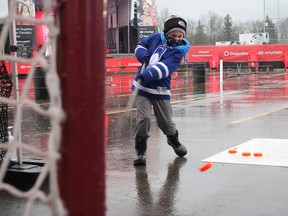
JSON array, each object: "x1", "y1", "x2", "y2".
[{"x1": 164, "y1": 16, "x2": 187, "y2": 36}]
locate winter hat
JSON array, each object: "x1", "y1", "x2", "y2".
[{"x1": 164, "y1": 16, "x2": 187, "y2": 36}]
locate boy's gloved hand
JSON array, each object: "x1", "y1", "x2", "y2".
[
  {"x1": 137, "y1": 75, "x2": 145, "y2": 83},
  {"x1": 141, "y1": 57, "x2": 149, "y2": 65}
]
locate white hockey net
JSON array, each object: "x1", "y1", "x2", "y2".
[{"x1": 0, "y1": 0, "x2": 66, "y2": 215}]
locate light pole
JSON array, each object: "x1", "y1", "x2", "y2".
[
  {"x1": 277, "y1": 0, "x2": 280, "y2": 44},
  {"x1": 263, "y1": 0, "x2": 266, "y2": 33}
]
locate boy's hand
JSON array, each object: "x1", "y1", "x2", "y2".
[
  {"x1": 141, "y1": 57, "x2": 149, "y2": 65},
  {"x1": 138, "y1": 75, "x2": 144, "y2": 83}
]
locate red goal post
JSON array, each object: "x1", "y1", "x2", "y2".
[{"x1": 57, "y1": 0, "x2": 106, "y2": 215}]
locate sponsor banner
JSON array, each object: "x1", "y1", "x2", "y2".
[
  {"x1": 136, "y1": 0, "x2": 157, "y2": 27},
  {"x1": 15, "y1": 25, "x2": 35, "y2": 58},
  {"x1": 16, "y1": 0, "x2": 37, "y2": 59},
  {"x1": 35, "y1": 10, "x2": 51, "y2": 49},
  {"x1": 5, "y1": 62, "x2": 33, "y2": 75},
  {"x1": 106, "y1": 58, "x2": 141, "y2": 68},
  {"x1": 138, "y1": 26, "x2": 156, "y2": 40},
  {"x1": 119, "y1": 58, "x2": 141, "y2": 67},
  {"x1": 106, "y1": 57, "x2": 140, "y2": 73},
  {"x1": 135, "y1": 0, "x2": 158, "y2": 40},
  {"x1": 17, "y1": 63, "x2": 32, "y2": 74},
  {"x1": 188, "y1": 44, "x2": 288, "y2": 63}
]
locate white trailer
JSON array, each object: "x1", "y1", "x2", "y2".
[
  {"x1": 239, "y1": 33, "x2": 269, "y2": 45},
  {"x1": 216, "y1": 41, "x2": 240, "y2": 46}
]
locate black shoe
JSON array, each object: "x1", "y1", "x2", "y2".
[
  {"x1": 167, "y1": 130, "x2": 187, "y2": 157},
  {"x1": 134, "y1": 155, "x2": 146, "y2": 166},
  {"x1": 134, "y1": 137, "x2": 147, "y2": 166}
]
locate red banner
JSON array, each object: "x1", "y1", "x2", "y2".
[
  {"x1": 106, "y1": 57, "x2": 141, "y2": 73},
  {"x1": 7, "y1": 44, "x2": 288, "y2": 75},
  {"x1": 188, "y1": 44, "x2": 288, "y2": 63}
]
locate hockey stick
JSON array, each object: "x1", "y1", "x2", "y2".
[
  {"x1": 125, "y1": 62, "x2": 147, "y2": 112},
  {"x1": 117, "y1": 62, "x2": 146, "y2": 129}
]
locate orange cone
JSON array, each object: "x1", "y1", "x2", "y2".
[
  {"x1": 242, "y1": 152, "x2": 251, "y2": 156},
  {"x1": 228, "y1": 149, "x2": 237, "y2": 154},
  {"x1": 254, "y1": 152, "x2": 263, "y2": 157},
  {"x1": 199, "y1": 162, "x2": 213, "y2": 172}
]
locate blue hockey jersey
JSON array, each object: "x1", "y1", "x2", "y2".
[{"x1": 132, "y1": 32, "x2": 190, "y2": 100}]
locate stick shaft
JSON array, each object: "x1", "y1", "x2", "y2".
[{"x1": 125, "y1": 62, "x2": 146, "y2": 111}]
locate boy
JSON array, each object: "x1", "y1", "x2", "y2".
[{"x1": 132, "y1": 16, "x2": 190, "y2": 166}]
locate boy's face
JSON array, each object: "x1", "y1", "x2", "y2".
[{"x1": 167, "y1": 31, "x2": 184, "y2": 43}]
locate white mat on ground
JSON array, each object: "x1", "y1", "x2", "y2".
[{"x1": 202, "y1": 138, "x2": 288, "y2": 167}]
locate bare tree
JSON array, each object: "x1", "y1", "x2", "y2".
[
  {"x1": 206, "y1": 11, "x2": 222, "y2": 45},
  {"x1": 231, "y1": 22, "x2": 246, "y2": 41},
  {"x1": 157, "y1": 8, "x2": 170, "y2": 32},
  {"x1": 246, "y1": 20, "x2": 264, "y2": 33},
  {"x1": 279, "y1": 18, "x2": 288, "y2": 43},
  {"x1": 185, "y1": 18, "x2": 196, "y2": 44}
]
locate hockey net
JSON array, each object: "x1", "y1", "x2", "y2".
[{"x1": 0, "y1": 0, "x2": 66, "y2": 215}]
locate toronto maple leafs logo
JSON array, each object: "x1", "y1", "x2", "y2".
[{"x1": 150, "y1": 53, "x2": 160, "y2": 66}]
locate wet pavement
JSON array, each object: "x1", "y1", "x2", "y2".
[
  {"x1": 1, "y1": 70, "x2": 288, "y2": 215},
  {"x1": 0, "y1": 103, "x2": 51, "y2": 216},
  {"x1": 106, "y1": 70, "x2": 288, "y2": 216}
]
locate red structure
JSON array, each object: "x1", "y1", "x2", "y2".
[
  {"x1": 209, "y1": 52, "x2": 220, "y2": 71},
  {"x1": 5, "y1": 44, "x2": 288, "y2": 75},
  {"x1": 247, "y1": 50, "x2": 259, "y2": 69},
  {"x1": 106, "y1": 57, "x2": 140, "y2": 72},
  {"x1": 284, "y1": 52, "x2": 288, "y2": 72},
  {"x1": 187, "y1": 44, "x2": 288, "y2": 63},
  {"x1": 57, "y1": 0, "x2": 106, "y2": 215}
]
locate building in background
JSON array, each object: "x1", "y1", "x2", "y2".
[
  {"x1": 0, "y1": 0, "x2": 156, "y2": 57},
  {"x1": 107, "y1": 0, "x2": 158, "y2": 54},
  {"x1": 216, "y1": 33, "x2": 270, "y2": 46},
  {"x1": 239, "y1": 33, "x2": 270, "y2": 45}
]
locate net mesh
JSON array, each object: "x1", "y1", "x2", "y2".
[
  {"x1": 0, "y1": 61, "x2": 12, "y2": 160},
  {"x1": 0, "y1": 0, "x2": 66, "y2": 215}
]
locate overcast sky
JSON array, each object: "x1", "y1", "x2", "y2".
[
  {"x1": 1, "y1": 0, "x2": 287, "y2": 22},
  {"x1": 156, "y1": 0, "x2": 288, "y2": 22},
  {"x1": 0, "y1": 0, "x2": 8, "y2": 18}
]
